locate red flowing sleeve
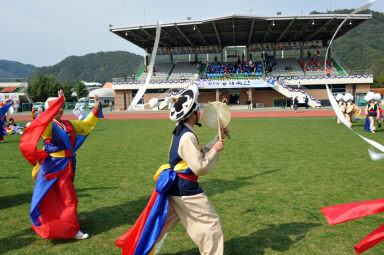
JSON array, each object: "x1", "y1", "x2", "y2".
[{"x1": 19, "y1": 96, "x2": 64, "y2": 165}]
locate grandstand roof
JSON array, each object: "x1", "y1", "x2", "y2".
[{"x1": 110, "y1": 14, "x2": 372, "y2": 51}]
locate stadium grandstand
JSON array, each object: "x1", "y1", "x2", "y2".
[{"x1": 109, "y1": 13, "x2": 373, "y2": 110}]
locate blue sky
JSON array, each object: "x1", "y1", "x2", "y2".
[{"x1": 1, "y1": 0, "x2": 382, "y2": 67}]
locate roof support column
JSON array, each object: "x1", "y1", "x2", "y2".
[
  {"x1": 300, "y1": 43, "x2": 303, "y2": 58},
  {"x1": 169, "y1": 51, "x2": 173, "y2": 63},
  {"x1": 144, "y1": 49, "x2": 149, "y2": 66},
  {"x1": 329, "y1": 44, "x2": 333, "y2": 58},
  {"x1": 221, "y1": 47, "x2": 224, "y2": 62},
  {"x1": 195, "y1": 48, "x2": 198, "y2": 62},
  {"x1": 224, "y1": 47, "x2": 227, "y2": 62}
]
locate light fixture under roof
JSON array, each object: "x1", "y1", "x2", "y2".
[
  {"x1": 272, "y1": 20, "x2": 275, "y2": 26},
  {"x1": 125, "y1": 32, "x2": 128, "y2": 36},
  {"x1": 193, "y1": 25, "x2": 196, "y2": 30},
  {"x1": 349, "y1": 20, "x2": 352, "y2": 25},
  {"x1": 312, "y1": 20, "x2": 315, "y2": 25}
]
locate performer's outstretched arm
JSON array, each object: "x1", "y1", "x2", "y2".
[{"x1": 70, "y1": 96, "x2": 101, "y2": 135}]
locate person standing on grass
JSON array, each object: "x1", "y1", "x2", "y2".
[
  {"x1": 305, "y1": 96, "x2": 309, "y2": 109},
  {"x1": 115, "y1": 85, "x2": 229, "y2": 255},
  {"x1": 335, "y1": 93, "x2": 345, "y2": 124},
  {"x1": 19, "y1": 90, "x2": 103, "y2": 240},
  {"x1": 364, "y1": 92, "x2": 379, "y2": 133},
  {"x1": 0, "y1": 99, "x2": 14, "y2": 143}
]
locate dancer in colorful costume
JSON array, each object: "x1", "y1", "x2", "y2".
[
  {"x1": 344, "y1": 93, "x2": 358, "y2": 128},
  {"x1": 19, "y1": 90, "x2": 103, "y2": 240},
  {"x1": 375, "y1": 93, "x2": 383, "y2": 128},
  {"x1": 335, "y1": 93, "x2": 345, "y2": 124},
  {"x1": 0, "y1": 99, "x2": 14, "y2": 143},
  {"x1": 115, "y1": 85, "x2": 229, "y2": 255},
  {"x1": 364, "y1": 92, "x2": 379, "y2": 133}
]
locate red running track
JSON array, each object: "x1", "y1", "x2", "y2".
[{"x1": 12, "y1": 110, "x2": 336, "y2": 122}]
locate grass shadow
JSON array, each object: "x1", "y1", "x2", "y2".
[
  {"x1": 161, "y1": 222, "x2": 320, "y2": 255},
  {"x1": 0, "y1": 228, "x2": 36, "y2": 255},
  {"x1": 0, "y1": 186, "x2": 116, "y2": 210},
  {"x1": 79, "y1": 173, "x2": 278, "y2": 237},
  {"x1": 0, "y1": 176, "x2": 19, "y2": 179},
  {"x1": 202, "y1": 170, "x2": 280, "y2": 196}
]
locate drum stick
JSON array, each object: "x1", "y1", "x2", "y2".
[{"x1": 217, "y1": 114, "x2": 222, "y2": 140}]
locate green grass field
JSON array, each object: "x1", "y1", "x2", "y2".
[{"x1": 1, "y1": 117, "x2": 384, "y2": 255}]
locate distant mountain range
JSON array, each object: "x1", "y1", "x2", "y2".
[
  {"x1": 28, "y1": 51, "x2": 143, "y2": 84},
  {"x1": 1, "y1": 10, "x2": 384, "y2": 86},
  {"x1": 0, "y1": 60, "x2": 36, "y2": 80}
]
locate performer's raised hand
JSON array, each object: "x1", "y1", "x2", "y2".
[
  {"x1": 58, "y1": 90, "x2": 65, "y2": 102},
  {"x1": 3, "y1": 98, "x2": 13, "y2": 105},
  {"x1": 94, "y1": 94, "x2": 100, "y2": 110},
  {"x1": 220, "y1": 127, "x2": 230, "y2": 139},
  {"x1": 213, "y1": 139, "x2": 224, "y2": 152}
]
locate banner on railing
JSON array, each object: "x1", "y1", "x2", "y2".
[{"x1": 195, "y1": 78, "x2": 274, "y2": 89}]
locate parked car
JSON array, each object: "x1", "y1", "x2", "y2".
[
  {"x1": 88, "y1": 99, "x2": 95, "y2": 108},
  {"x1": 32, "y1": 102, "x2": 44, "y2": 110}
]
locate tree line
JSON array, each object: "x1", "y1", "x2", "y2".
[{"x1": 29, "y1": 73, "x2": 89, "y2": 102}]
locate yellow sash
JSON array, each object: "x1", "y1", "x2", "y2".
[
  {"x1": 368, "y1": 104, "x2": 376, "y2": 111},
  {"x1": 31, "y1": 150, "x2": 72, "y2": 179}
]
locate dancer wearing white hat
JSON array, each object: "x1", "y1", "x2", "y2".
[
  {"x1": 335, "y1": 93, "x2": 345, "y2": 124},
  {"x1": 364, "y1": 92, "x2": 379, "y2": 133},
  {"x1": 115, "y1": 85, "x2": 229, "y2": 255}
]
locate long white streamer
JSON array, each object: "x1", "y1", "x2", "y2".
[
  {"x1": 128, "y1": 21, "x2": 162, "y2": 111},
  {"x1": 324, "y1": 0, "x2": 382, "y2": 159}
]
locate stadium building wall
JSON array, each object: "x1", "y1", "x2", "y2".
[{"x1": 112, "y1": 83, "x2": 371, "y2": 110}]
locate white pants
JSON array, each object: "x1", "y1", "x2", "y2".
[{"x1": 157, "y1": 193, "x2": 224, "y2": 255}]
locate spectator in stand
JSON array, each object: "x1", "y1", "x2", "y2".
[
  {"x1": 153, "y1": 66, "x2": 156, "y2": 72},
  {"x1": 145, "y1": 66, "x2": 148, "y2": 73},
  {"x1": 214, "y1": 56, "x2": 217, "y2": 63},
  {"x1": 317, "y1": 50, "x2": 321, "y2": 57},
  {"x1": 326, "y1": 66, "x2": 331, "y2": 77},
  {"x1": 307, "y1": 50, "x2": 311, "y2": 58},
  {"x1": 294, "y1": 96, "x2": 299, "y2": 112}
]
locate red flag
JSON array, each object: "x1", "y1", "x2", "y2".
[
  {"x1": 355, "y1": 224, "x2": 384, "y2": 254},
  {"x1": 321, "y1": 198, "x2": 384, "y2": 226}
]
